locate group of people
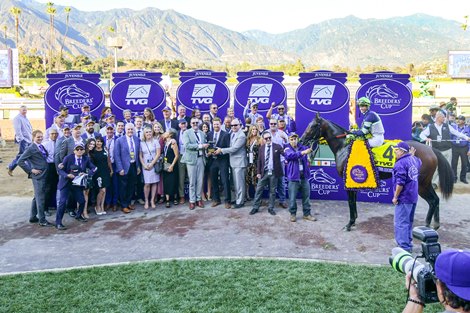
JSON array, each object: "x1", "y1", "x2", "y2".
[
  {"x1": 412, "y1": 97, "x2": 470, "y2": 186},
  {"x1": 8, "y1": 100, "x2": 319, "y2": 230}
]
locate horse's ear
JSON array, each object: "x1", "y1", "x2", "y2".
[{"x1": 315, "y1": 112, "x2": 321, "y2": 120}]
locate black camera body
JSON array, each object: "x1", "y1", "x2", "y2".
[{"x1": 390, "y1": 226, "x2": 441, "y2": 303}]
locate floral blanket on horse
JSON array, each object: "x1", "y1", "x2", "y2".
[{"x1": 344, "y1": 139, "x2": 400, "y2": 190}]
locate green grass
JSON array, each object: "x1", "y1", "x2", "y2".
[{"x1": 0, "y1": 259, "x2": 443, "y2": 313}]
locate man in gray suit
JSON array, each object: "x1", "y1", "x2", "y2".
[
  {"x1": 58, "y1": 124, "x2": 84, "y2": 167},
  {"x1": 215, "y1": 118, "x2": 247, "y2": 208},
  {"x1": 17, "y1": 130, "x2": 54, "y2": 226},
  {"x1": 181, "y1": 117, "x2": 209, "y2": 210}
]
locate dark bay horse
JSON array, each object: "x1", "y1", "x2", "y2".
[{"x1": 300, "y1": 114, "x2": 454, "y2": 231}]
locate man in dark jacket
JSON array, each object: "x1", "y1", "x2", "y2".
[
  {"x1": 284, "y1": 133, "x2": 315, "y2": 222},
  {"x1": 249, "y1": 131, "x2": 283, "y2": 216},
  {"x1": 392, "y1": 141, "x2": 422, "y2": 251}
]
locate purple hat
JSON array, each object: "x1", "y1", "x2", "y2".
[
  {"x1": 53, "y1": 112, "x2": 62, "y2": 119},
  {"x1": 82, "y1": 104, "x2": 90, "y2": 108},
  {"x1": 71, "y1": 123, "x2": 82, "y2": 130},
  {"x1": 162, "y1": 106, "x2": 171, "y2": 112},
  {"x1": 104, "y1": 113, "x2": 115, "y2": 119},
  {"x1": 435, "y1": 249, "x2": 470, "y2": 301},
  {"x1": 74, "y1": 142, "x2": 85, "y2": 150},
  {"x1": 178, "y1": 118, "x2": 187, "y2": 124},
  {"x1": 59, "y1": 104, "x2": 69, "y2": 111},
  {"x1": 63, "y1": 124, "x2": 71, "y2": 130},
  {"x1": 106, "y1": 123, "x2": 115, "y2": 129},
  {"x1": 81, "y1": 112, "x2": 91, "y2": 118},
  {"x1": 392, "y1": 141, "x2": 410, "y2": 152}
]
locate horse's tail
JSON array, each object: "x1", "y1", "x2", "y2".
[{"x1": 432, "y1": 147, "x2": 454, "y2": 199}]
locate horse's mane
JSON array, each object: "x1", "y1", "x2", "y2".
[{"x1": 321, "y1": 117, "x2": 348, "y2": 134}]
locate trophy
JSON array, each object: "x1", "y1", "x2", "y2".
[{"x1": 207, "y1": 140, "x2": 217, "y2": 157}]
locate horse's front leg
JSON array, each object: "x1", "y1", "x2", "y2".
[{"x1": 344, "y1": 190, "x2": 358, "y2": 231}]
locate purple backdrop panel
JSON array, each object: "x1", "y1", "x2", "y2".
[
  {"x1": 234, "y1": 70, "x2": 286, "y2": 122},
  {"x1": 176, "y1": 70, "x2": 230, "y2": 115},
  {"x1": 110, "y1": 73, "x2": 166, "y2": 121},
  {"x1": 356, "y1": 71, "x2": 412, "y2": 203},
  {"x1": 308, "y1": 166, "x2": 348, "y2": 201},
  {"x1": 295, "y1": 71, "x2": 350, "y2": 201},
  {"x1": 44, "y1": 73, "x2": 104, "y2": 128}
]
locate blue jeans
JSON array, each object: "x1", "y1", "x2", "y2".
[
  {"x1": 8, "y1": 140, "x2": 30, "y2": 171},
  {"x1": 288, "y1": 179, "x2": 311, "y2": 216},
  {"x1": 394, "y1": 203, "x2": 417, "y2": 252}
]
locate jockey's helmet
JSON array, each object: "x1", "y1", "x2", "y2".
[{"x1": 357, "y1": 97, "x2": 371, "y2": 107}]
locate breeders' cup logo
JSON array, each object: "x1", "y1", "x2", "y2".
[
  {"x1": 125, "y1": 85, "x2": 151, "y2": 105},
  {"x1": 110, "y1": 77, "x2": 165, "y2": 112},
  {"x1": 45, "y1": 79, "x2": 104, "y2": 113},
  {"x1": 357, "y1": 79, "x2": 412, "y2": 115},
  {"x1": 191, "y1": 84, "x2": 216, "y2": 105},
  {"x1": 248, "y1": 84, "x2": 273, "y2": 105},
  {"x1": 308, "y1": 168, "x2": 340, "y2": 195},
  {"x1": 234, "y1": 77, "x2": 286, "y2": 111},
  {"x1": 296, "y1": 78, "x2": 349, "y2": 113},
  {"x1": 177, "y1": 77, "x2": 230, "y2": 111},
  {"x1": 360, "y1": 179, "x2": 391, "y2": 198}
]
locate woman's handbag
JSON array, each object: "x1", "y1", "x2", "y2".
[
  {"x1": 163, "y1": 161, "x2": 172, "y2": 172},
  {"x1": 154, "y1": 157, "x2": 163, "y2": 173}
]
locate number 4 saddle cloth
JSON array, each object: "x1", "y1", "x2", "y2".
[{"x1": 344, "y1": 139, "x2": 400, "y2": 190}]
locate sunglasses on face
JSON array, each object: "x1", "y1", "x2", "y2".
[
  {"x1": 270, "y1": 123, "x2": 277, "y2": 125},
  {"x1": 231, "y1": 124, "x2": 239, "y2": 127},
  {"x1": 278, "y1": 108, "x2": 284, "y2": 110},
  {"x1": 263, "y1": 137, "x2": 272, "y2": 140},
  {"x1": 191, "y1": 122, "x2": 198, "y2": 125},
  {"x1": 75, "y1": 148, "x2": 84, "y2": 151}
]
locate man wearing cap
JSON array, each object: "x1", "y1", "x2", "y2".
[
  {"x1": 267, "y1": 102, "x2": 296, "y2": 134},
  {"x1": 81, "y1": 120, "x2": 101, "y2": 141},
  {"x1": 181, "y1": 117, "x2": 209, "y2": 209},
  {"x1": 17, "y1": 130, "x2": 54, "y2": 227},
  {"x1": 403, "y1": 249, "x2": 470, "y2": 313},
  {"x1": 284, "y1": 133, "x2": 316, "y2": 222},
  {"x1": 392, "y1": 141, "x2": 422, "y2": 251},
  {"x1": 176, "y1": 118, "x2": 188, "y2": 204},
  {"x1": 243, "y1": 100, "x2": 264, "y2": 128},
  {"x1": 72, "y1": 104, "x2": 97, "y2": 124},
  {"x1": 45, "y1": 112, "x2": 65, "y2": 140},
  {"x1": 429, "y1": 104, "x2": 440, "y2": 123},
  {"x1": 103, "y1": 124, "x2": 119, "y2": 211},
  {"x1": 59, "y1": 105, "x2": 75, "y2": 125},
  {"x1": 56, "y1": 142, "x2": 96, "y2": 229},
  {"x1": 158, "y1": 106, "x2": 178, "y2": 132},
  {"x1": 420, "y1": 110, "x2": 470, "y2": 189},
  {"x1": 114, "y1": 123, "x2": 141, "y2": 213},
  {"x1": 451, "y1": 115, "x2": 470, "y2": 184},
  {"x1": 350, "y1": 97, "x2": 385, "y2": 148},
  {"x1": 7, "y1": 105, "x2": 33, "y2": 176},
  {"x1": 99, "y1": 114, "x2": 116, "y2": 136}
]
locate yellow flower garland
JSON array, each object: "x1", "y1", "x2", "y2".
[{"x1": 344, "y1": 140, "x2": 378, "y2": 189}]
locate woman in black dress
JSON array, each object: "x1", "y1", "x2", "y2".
[
  {"x1": 89, "y1": 137, "x2": 112, "y2": 215},
  {"x1": 162, "y1": 129, "x2": 179, "y2": 208}
]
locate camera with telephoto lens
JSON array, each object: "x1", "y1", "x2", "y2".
[{"x1": 389, "y1": 226, "x2": 442, "y2": 303}]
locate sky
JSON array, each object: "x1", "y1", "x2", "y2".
[{"x1": 36, "y1": 0, "x2": 470, "y2": 34}]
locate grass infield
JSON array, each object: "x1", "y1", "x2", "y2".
[{"x1": 0, "y1": 259, "x2": 442, "y2": 313}]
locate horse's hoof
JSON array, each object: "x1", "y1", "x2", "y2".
[
  {"x1": 433, "y1": 223, "x2": 440, "y2": 230},
  {"x1": 343, "y1": 225, "x2": 351, "y2": 232}
]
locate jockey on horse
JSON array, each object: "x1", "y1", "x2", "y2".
[{"x1": 349, "y1": 97, "x2": 385, "y2": 148}]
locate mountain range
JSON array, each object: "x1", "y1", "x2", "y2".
[{"x1": 1, "y1": 0, "x2": 469, "y2": 67}]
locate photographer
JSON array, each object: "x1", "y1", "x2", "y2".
[{"x1": 402, "y1": 249, "x2": 470, "y2": 313}]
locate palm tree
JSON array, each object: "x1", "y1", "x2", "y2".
[
  {"x1": 2, "y1": 25, "x2": 7, "y2": 49},
  {"x1": 58, "y1": 6, "x2": 72, "y2": 72},
  {"x1": 46, "y1": 2, "x2": 56, "y2": 73},
  {"x1": 9, "y1": 7, "x2": 21, "y2": 48}
]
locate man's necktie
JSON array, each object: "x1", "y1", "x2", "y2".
[
  {"x1": 214, "y1": 132, "x2": 218, "y2": 145},
  {"x1": 264, "y1": 144, "x2": 271, "y2": 173},
  {"x1": 38, "y1": 144, "x2": 47, "y2": 159},
  {"x1": 77, "y1": 158, "x2": 82, "y2": 168},
  {"x1": 130, "y1": 137, "x2": 135, "y2": 161}
]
